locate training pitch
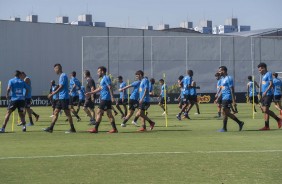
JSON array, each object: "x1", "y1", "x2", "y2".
[{"x1": 0, "y1": 103, "x2": 281, "y2": 184}]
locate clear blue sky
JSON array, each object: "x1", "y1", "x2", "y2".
[{"x1": 0, "y1": 0, "x2": 281, "y2": 30}]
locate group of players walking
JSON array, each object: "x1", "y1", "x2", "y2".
[{"x1": 0, "y1": 62, "x2": 281, "y2": 133}]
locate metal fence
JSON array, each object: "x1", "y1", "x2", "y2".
[{"x1": 82, "y1": 36, "x2": 282, "y2": 93}]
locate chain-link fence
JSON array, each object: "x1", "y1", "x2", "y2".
[{"x1": 82, "y1": 36, "x2": 282, "y2": 93}]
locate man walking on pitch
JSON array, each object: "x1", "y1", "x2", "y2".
[
  {"x1": 257, "y1": 63, "x2": 282, "y2": 130},
  {"x1": 0, "y1": 70, "x2": 28, "y2": 133},
  {"x1": 217, "y1": 66, "x2": 244, "y2": 132},
  {"x1": 83, "y1": 70, "x2": 96, "y2": 125},
  {"x1": 86, "y1": 66, "x2": 118, "y2": 133},
  {"x1": 247, "y1": 76, "x2": 260, "y2": 112},
  {"x1": 44, "y1": 64, "x2": 76, "y2": 133},
  {"x1": 158, "y1": 79, "x2": 168, "y2": 115},
  {"x1": 69, "y1": 71, "x2": 81, "y2": 121},
  {"x1": 116, "y1": 76, "x2": 128, "y2": 119}
]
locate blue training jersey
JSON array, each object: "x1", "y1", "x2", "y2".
[
  {"x1": 139, "y1": 77, "x2": 150, "y2": 102},
  {"x1": 23, "y1": 76, "x2": 32, "y2": 99},
  {"x1": 79, "y1": 86, "x2": 85, "y2": 100},
  {"x1": 189, "y1": 81, "x2": 197, "y2": 96},
  {"x1": 248, "y1": 81, "x2": 258, "y2": 97},
  {"x1": 130, "y1": 80, "x2": 140, "y2": 100},
  {"x1": 161, "y1": 84, "x2": 168, "y2": 97},
  {"x1": 69, "y1": 77, "x2": 81, "y2": 97},
  {"x1": 217, "y1": 78, "x2": 222, "y2": 94},
  {"x1": 100, "y1": 75, "x2": 111, "y2": 100},
  {"x1": 119, "y1": 81, "x2": 128, "y2": 99},
  {"x1": 182, "y1": 75, "x2": 192, "y2": 95},
  {"x1": 261, "y1": 71, "x2": 273, "y2": 96},
  {"x1": 51, "y1": 85, "x2": 58, "y2": 100},
  {"x1": 8, "y1": 77, "x2": 28, "y2": 101},
  {"x1": 220, "y1": 75, "x2": 233, "y2": 100},
  {"x1": 273, "y1": 78, "x2": 282, "y2": 96},
  {"x1": 58, "y1": 73, "x2": 69, "y2": 100}
]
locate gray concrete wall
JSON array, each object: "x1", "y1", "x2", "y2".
[{"x1": 0, "y1": 20, "x2": 281, "y2": 96}]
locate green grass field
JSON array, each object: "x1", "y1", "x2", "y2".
[{"x1": 0, "y1": 103, "x2": 282, "y2": 184}]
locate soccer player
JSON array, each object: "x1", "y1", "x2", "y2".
[
  {"x1": 0, "y1": 70, "x2": 28, "y2": 133},
  {"x1": 44, "y1": 64, "x2": 76, "y2": 133},
  {"x1": 217, "y1": 66, "x2": 244, "y2": 132},
  {"x1": 120, "y1": 73, "x2": 141, "y2": 127},
  {"x1": 177, "y1": 75, "x2": 185, "y2": 110},
  {"x1": 49, "y1": 80, "x2": 59, "y2": 117},
  {"x1": 83, "y1": 70, "x2": 96, "y2": 125},
  {"x1": 257, "y1": 63, "x2": 282, "y2": 130},
  {"x1": 116, "y1": 76, "x2": 128, "y2": 119},
  {"x1": 86, "y1": 66, "x2": 118, "y2": 133},
  {"x1": 69, "y1": 71, "x2": 81, "y2": 121},
  {"x1": 149, "y1": 78, "x2": 155, "y2": 96},
  {"x1": 135, "y1": 70, "x2": 155, "y2": 132},
  {"x1": 158, "y1": 79, "x2": 168, "y2": 115},
  {"x1": 77, "y1": 86, "x2": 85, "y2": 114},
  {"x1": 185, "y1": 70, "x2": 200, "y2": 116},
  {"x1": 272, "y1": 73, "x2": 282, "y2": 114},
  {"x1": 214, "y1": 72, "x2": 222, "y2": 118},
  {"x1": 19, "y1": 71, "x2": 40, "y2": 126},
  {"x1": 247, "y1": 76, "x2": 260, "y2": 112},
  {"x1": 176, "y1": 70, "x2": 192, "y2": 120}
]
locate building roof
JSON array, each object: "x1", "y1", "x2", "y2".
[{"x1": 224, "y1": 28, "x2": 282, "y2": 37}]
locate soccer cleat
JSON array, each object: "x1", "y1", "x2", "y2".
[
  {"x1": 43, "y1": 127, "x2": 53, "y2": 133},
  {"x1": 277, "y1": 119, "x2": 282, "y2": 129},
  {"x1": 65, "y1": 129, "x2": 76, "y2": 134},
  {"x1": 121, "y1": 123, "x2": 126, "y2": 127},
  {"x1": 259, "y1": 126, "x2": 270, "y2": 131},
  {"x1": 88, "y1": 119, "x2": 96, "y2": 126},
  {"x1": 108, "y1": 129, "x2": 118, "y2": 133},
  {"x1": 217, "y1": 128, "x2": 227, "y2": 132},
  {"x1": 132, "y1": 121, "x2": 139, "y2": 127},
  {"x1": 27, "y1": 122, "x2": 34, "y2": 126},
  {"x1": 149, "y1": 122, "x2": 155, "y2": 130},
  {"x1": 22, "y1": 126, "x2": 26, "y2": 132},
  {"x1": 184, "y1": 113, "x2": 191, "y2": 119},
  {"x1": 176, "y1": 115, "x2": 181, "y2": 120},
  {"x1": 35, "y1": 115, "x2": 40, "y2": 122},
  {"x1": 138, "y1": 128, "x2": 147, "y2": 132},
  {"x1": 49, "y1": 115, "x2": 54, "y2": 118},
  {"x1": 88, "y1": 128, "x2": 98, "y2": 133},
  {"x1": 239, "y1": 122, "x2": 244, "y2": 131},
  {"x1": 0, "y1": 128, "x2": 5, "y2": 133}
]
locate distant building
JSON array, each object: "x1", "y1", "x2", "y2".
[
  {"x1": 180, "y1": 21, "x2": 193, "y2": 29},
  {"x1": 240, "y1": 25, "x2": 251, "y2": 32},
  {"x1": 26, "y1": 15, "x2": 38, "y2": 23},
  {"x1": 141, "y1": 25, "x2": 153, "y2": 30},
  {"x1": 10, "y1": 17, "x2": 20, "y2": 22},
  {"x1": 94, "y1": 22, "x2": 106, "y2": 27},
  {"x1": 195, "y1": 20, "x2": 212, "y2": 34},
  {"x1": 158, "y1": 24, "x2": 169, "y2": 30},
  {"x1": 56, "y1": 16, "x2": 69, "y2": 24}
]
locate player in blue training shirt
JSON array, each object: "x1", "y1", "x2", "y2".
[
  {"x1": 257, "y1": 63, "x2": 282, "y2": 130},
  {"x1": 247, "y1": 75, "x2": 260, "y2": 112},
  {"x1": 77, "y1": 86, "x2": 85, "y2": 115},
  {"x1": 214, "y1": 73, "x2": 222, "y2": 118},
  {"x1": 272, "y1": 73, "x2": 282, "y2": 114},
  {"x1": 116, "y1": 76, "x2": 128, "y2": 119},
  {"x1": 18, "y1": 71, "x2": 40, "y2": 126},
  {"x1": 176, "y1": 70, "x2": 192, "y2": 120},
  {"x1": 49, "y1": 80, "x2": 59, "y2": 117},
  {"x1": 217, "y1": 66, "x2": 244, "y2": 132},
  {"x1": 119, "y1": 73, "x2": 141, "y2": 127},
  {"x1": 149, "y1": 78, "x2": 155, "y2": 96},
  {"x1": 134, "y1": 70, "x2": 155, "y2": 132},
  {"x1": 86, "y1": 66, "x2": 118, "y2": 133},
  {"x1": 0, "y1": 70, "x2": 28, "y2": 133},
  {"x1": 69, "y1": 71, "x2": 81, "y2": 121},
  {"x1": 44, "y1": 64, "x2": 76, "y2": 133},
  {"x1": 158, "y1": 79, "x2": 168, "y2": 115}
]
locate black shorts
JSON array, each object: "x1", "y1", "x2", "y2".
[
  {"x1": 78, "y1": 99, "x2": 85, "y2": 106},
  {"x1": 117, "y1": 98, "x2": 128, "y2": 105},
  {"x1": 222, "y1": 100, "x2": 232, "y2": 109},
  {"x1": 183, "y1": 95, "x2": 190, "y2": 104},
  {"x1": 179, "y1": 98, "x2": 185, "y2": 106},
  {"x1": 249, "y1": 96, "x2": 259, "y2": 104},
  {"x1": 273, "y1": 95, "x2": 281, "y2": 102},
  {"x1": 189, "y1": 95, "x2": 197, "y2": 103},
  {"x1": 7, "y1": 100, "x2": 25, "y2": 112},
  {"x1": 55, "y1": 99, "x2": 70, "y2": 110},
  {"x1": 139, "y1": 102, "x2": 150, "y2": 111},
  {"x1": 159, "y1": 97, "x2": 168, "y2": 104},
  {"x1": 128, "y1": 99, "x2": 139, "y2": 110},
  {"x1": 260, "y1": 95, "x2": 273, "y2": 107},
  {"x1": 84, "y1": 99, "x2": 94, "y2": 109},
  {"x1": 99, "y1": 100, "x2": 112, "y2": 111},
  {"x1": 69, "y1": 96, "x2": 79, "y2": 106},
  {"x1": 25, "y1": 98, "x2": 32, "y2": 108},
  {"x1": 52, "y1": 99, "x2": 58, "y2": 109}
]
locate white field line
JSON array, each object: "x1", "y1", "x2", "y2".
[{"x1": 0, "y1": 150, "x2": 282, "y2": 160}]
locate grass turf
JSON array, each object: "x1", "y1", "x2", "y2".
[{"x1": 0, "y1": 103, "x2": 282, "y2": 184}]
